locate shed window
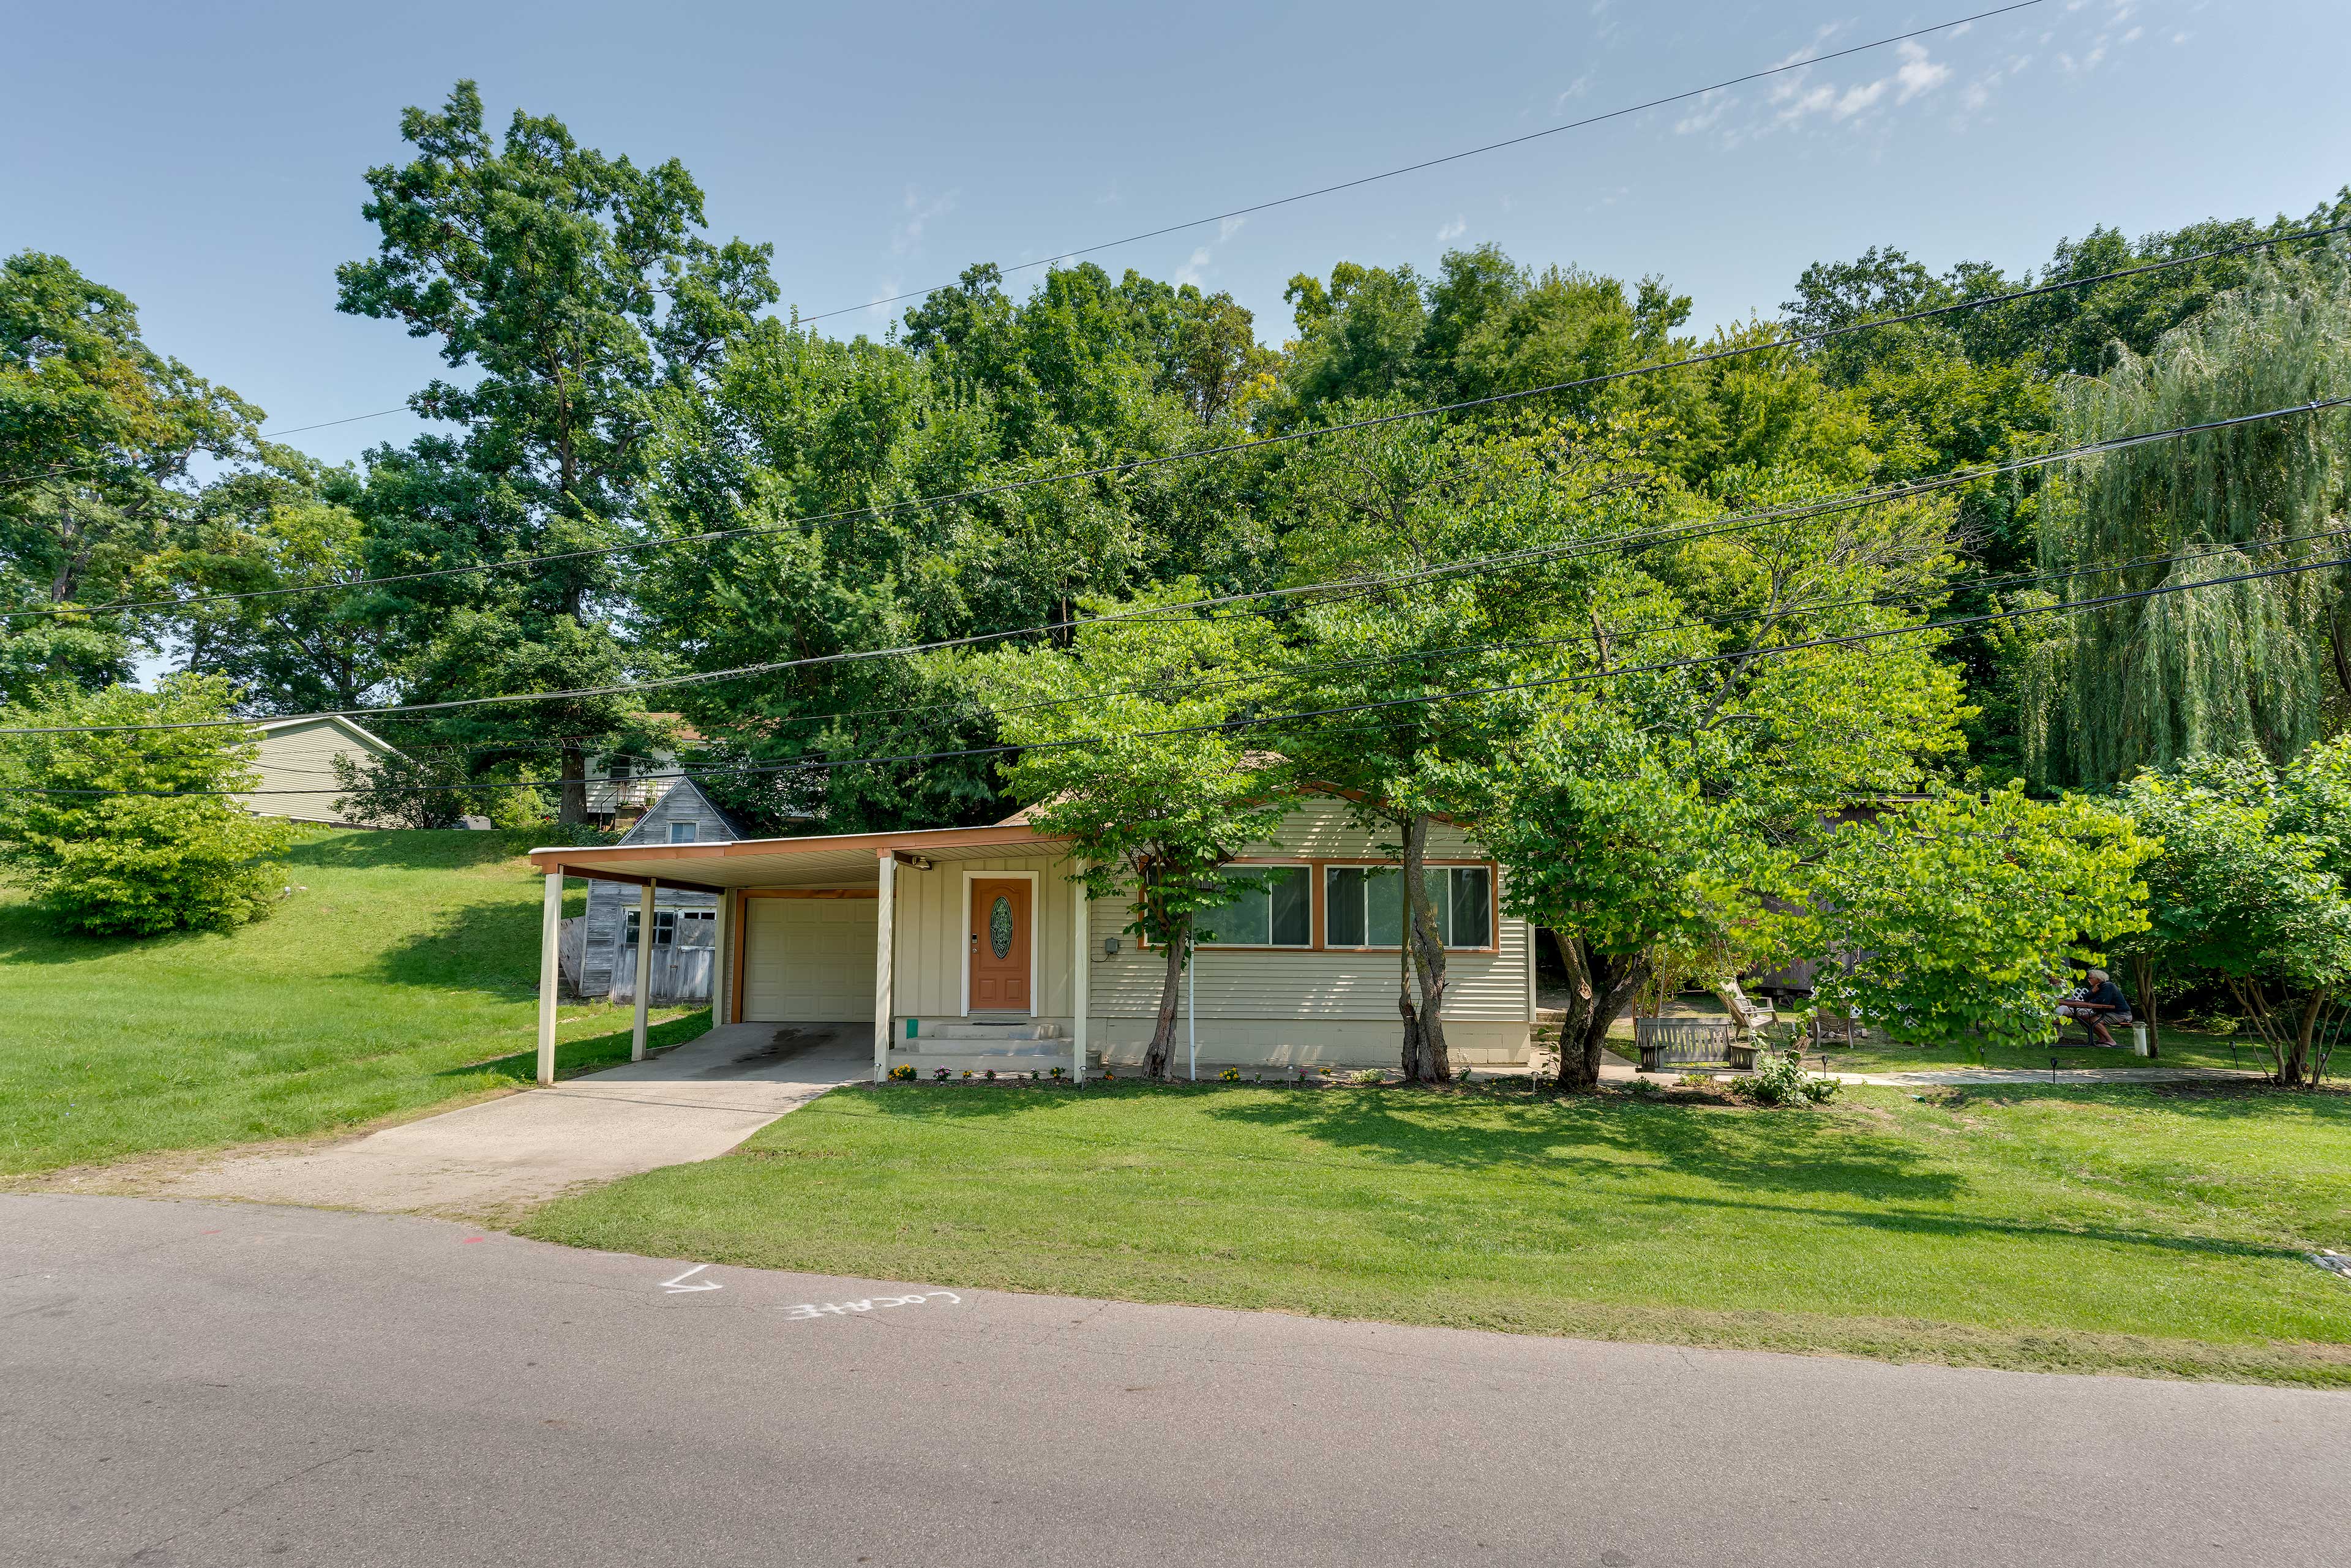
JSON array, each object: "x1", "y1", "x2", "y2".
[
  {"x1": 1199, "y1": 865, "x2": 1311, "y2": 947},
  {"x1": 609, "y1": 755, "x2": 633, "y2": 780},
  {"x1": 625, "y1": 910, "x2": 678, "y2": 947},
  {"x1": 669, "y1": 821, "x2": 697, "y2": 844}
]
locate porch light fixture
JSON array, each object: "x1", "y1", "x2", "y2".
[{"x1": 892, "y1": 851, "x2": 935, "y2": 870}]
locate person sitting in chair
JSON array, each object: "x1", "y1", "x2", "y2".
[{"x1": 2057, "y1": 968, "x2": 2133, "y2": 1046}]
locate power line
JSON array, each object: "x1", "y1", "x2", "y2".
[
  {"x1": 15, "y1": 214, "x2": 2345, "y2": 628},
  {"x1": 88, "y1": 519, "x2": 2351, "y2": 773},
  {"x1": 795, "y1": 2, "x2": 2047, "y2": 324},
  {"x1": 13, "y1": 394, "x2": 2342, "y2": 736},
  {"x1": 23, "y1": 546, "x2": 2351, "y2": 796}
]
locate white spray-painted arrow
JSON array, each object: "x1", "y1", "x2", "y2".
[{"x1": 661, "y1": 1263, "x2": 722, "y2": 1294}]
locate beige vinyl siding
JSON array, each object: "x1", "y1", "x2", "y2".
[
  {"x1": 1084, "y1": 898, "x2": 1533, "y2": 1022},
  {"x1": 741, "y1": 898, "x2": 878, "y2": 1021},
  {"x1": 1082, "y1": 797, "x2": 1532, "y2": 1025},
  {"x1": 1234, "y1": 794, "x2": 1489, "y2": 860},
  {"x1": 240, "y1": 719, "x2": 393, "y2": 825},
  {"x1": 887, "y1": 852, "x2": 1078, "y2": 1018}
]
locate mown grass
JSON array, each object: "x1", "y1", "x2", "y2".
[
  {"x1": 523, "y1": 1077, "x2": 2351, "y2": 1386},
  {"x1": 1, "y1": 828, "x2": 702, "y2": 1175}
]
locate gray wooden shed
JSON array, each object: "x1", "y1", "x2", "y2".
[{"x1": 566, "y1": 778, "x2": 751, "y2": 1002}]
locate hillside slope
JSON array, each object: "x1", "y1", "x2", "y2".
[{"x1": 1, "y1": 829, "x2": 702, "y2": 1175}]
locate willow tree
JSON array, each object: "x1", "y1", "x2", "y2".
[{"x1": 2027, "y1": 270, "x2": 2351, "y2": 788}]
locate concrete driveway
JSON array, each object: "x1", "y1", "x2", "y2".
[
  {"x1": 160, "y1": 1022, "x2": 869, "y2": 1218},
  {"x1": 5, "y1": 1195, "x2": 2345, "y2": 1568}
]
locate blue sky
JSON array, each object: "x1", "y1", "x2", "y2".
[{"x1": 6, "y1": 0, "x2": 2348, "y2": 471}]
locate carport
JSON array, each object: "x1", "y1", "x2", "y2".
[{"x1": 527, "y1": 822, "x2": 1087, "y2": 1089}]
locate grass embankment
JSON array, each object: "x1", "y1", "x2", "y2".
[
  {"x1": 524, "y1": 1078, "x2": 2351, "y2": 1386},
  {"x1": 1, "y1": 828, "x2": 702, "y2": 1176}
]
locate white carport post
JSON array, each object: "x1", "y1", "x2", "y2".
[
  {"x1": 536, "y1": 871, "x2": 563, "y2": 1086},
  {"x1": 1070, "y1": 863, "x2": 1088, "y2": 1083},
  {"x1": 631, "y1": 880, "x2": 657, "y2": 1062},
  {"x1": 873, "y1": 850, "x2": 896, "y2": 1082}
]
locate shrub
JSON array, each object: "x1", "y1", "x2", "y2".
[
  {"x1": 1736, "y1": 1051, "x2": 1835, "y2": 1107},
  {"x1": 1349, "y1": 1068, "x2": 1385, "y2": 1086},
  {"x1": 887, "y1": 1064, "x2": 916, "y2": 1081},
  {"x1": 0, "y1": 675, "x2": 291, "y2": 936}
]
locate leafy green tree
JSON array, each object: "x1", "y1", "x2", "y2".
[
  {"x1": 980, "y1": 581, "x2": 1288, "y2": 1078},
  {"x1": 0, "y1": 675, "x2": 291, "y2": 935},
  {"x1": 1800, "y1": 787, "x2": 2151, "y2": 1053},
  {"x1": 2026, "y1": 272, "x2": 2351, "y2": 789},
  {"x1": 329, "y1": 746, "x2": 479, "y2": 830},
  {"x1": 336, "y1": 80, "x2": 776, "y2": 819},
  {"x1": 1, "y1": 252, "x2": 258, "y2": 700},
  {"x1": 162, "y1": 456, "x2": 400, "y2": 713},
  {"x1": 2118, "y1": 745, "x2": 2351, "y2": 1085},
  {"x1": 1483, "y1": 705, "x2": 1796, "y2": 1090}
]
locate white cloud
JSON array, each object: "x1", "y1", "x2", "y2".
[
  {"x1": 889, "y1": 187, "x2": 957, "y2": 258},
  {"x1": 1436, "y1": 216, "x2": 1468, "y2": 244},
  {"x1": 1674, "y1": 89, "x2": 1733, "y2": 134},
  {"x1": 1218, "y1": 216, "x2": 1247, "y2": 243},
  {"x1": 1174, "y1": 246, "x2": 1214, "y2": 287},
  {"x1": 1892, "y1": 41, "x2": 1951, "y2": 102}
]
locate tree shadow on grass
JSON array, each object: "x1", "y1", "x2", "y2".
[
  {"x1": 285, "y1": 827, "x2": 544, "y2": 873},
  {"x1": 373, "y1": 897, "x2": 546, "y2": 997},
  {"x1": 838, "y1": 1082, "x2": 1963, "y2": 1206},
  {"x1": 1619, "y1": 1187, "x2": 2315, "y2": 1265}
]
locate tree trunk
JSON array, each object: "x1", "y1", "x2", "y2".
[
  {"x1": 1549, "y1": 928, "x2": 1649, "y2": 1092},
  {"x1": 2126, "y1": 953, "x2": 2159, "y2": 1056},
  {"x1": 1144, "y1": 918, "x2": 1187, "y2": 1079},
  {"x1": 1397, "y1": 940, "x2": 1423, "y2": 1080},
  {"x1": 559, "y1": 743, "x2": 588, "y2": 826},
  {"x1": 1400, "y1": 812, "x2": 1452, "y2": 1082},
  {"x1": 2289, "y1": 989, "x2": 2324, "y2": 1087}
]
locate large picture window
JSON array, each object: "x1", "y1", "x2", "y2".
[
  {"x1": 1324, "y1": 865, "x2": 1493, "y2": 948},
  {"x1": 1199, "y1": 865, "x2": 1312, "y2": 947}
]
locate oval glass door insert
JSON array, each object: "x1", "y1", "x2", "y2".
[{"x1": 988, "y1": 895, "x2": 1014, "y2": 959}]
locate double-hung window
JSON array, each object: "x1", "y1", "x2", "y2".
[
  {"x1": 1323, "y1": 864, "x2": 1493, "y2": 948},
  {"x1": 1198, "y1": 865, "x2": 1312, "y2": 947},
  {"x1": 669, "y1": 821, "x2": 697, "y2": 844}
]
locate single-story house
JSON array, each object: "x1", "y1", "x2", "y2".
[
  {"x1": 525, "y1": 791, "x2": 1537, "y2": 1084},
  {"x1": 559, "y1": 777, "x2": 756, "y2": 1003},
  {"x1": 237, "y1": 715, "x2": 402, "y2": 827}
]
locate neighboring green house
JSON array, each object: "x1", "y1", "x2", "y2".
[{"x1": 235, "y1": 715, "x2": 402, "y2": 827}]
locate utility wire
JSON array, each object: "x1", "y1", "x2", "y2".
[
  {"x1": 23, "y1": 548, "x2": 2351, "y2": 795},
  {"x1": 91, "y1": 519, "x2": 2351, "y2": 775},
  {"x1": 13, "y1": 214, "x2": 2346, "y2": 627},
  {"x1": 796, "y1": 2, "x2": 2047, "y2": 324},
  {"x1": 12, "y1": 394, "x2": 2343, "y2": 735}
]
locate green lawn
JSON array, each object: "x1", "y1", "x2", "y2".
[
  {"x1": 523, "y1": 1078, "x2": 2351, "y2": 1386},
  {"x1": 1, "y1": 828, "x2": 703, "y2": 1176}
]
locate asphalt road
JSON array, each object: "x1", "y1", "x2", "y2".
[{"x1": 4, "y1": 1195, "x2": 2344, "y2": 1568}]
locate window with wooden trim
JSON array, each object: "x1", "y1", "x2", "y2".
[
  {"x1": 669, "y1": 820, "x2": 697, "y2": 844},
  {"x1": 1324, "y1": 864, "x2": 1493, "y2": 949},
  {"x1": 1198, "y1": 865, "x2": 1312, "y2": 947}
]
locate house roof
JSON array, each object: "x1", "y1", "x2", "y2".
[
  {"x1": 253, "y1": 713, "x2": 401, "y2": 758},
  {"x1": 614, "y1": 775, "x2": 759, "y2": 846},
  {"x1": 528, "y1": 820, "x2": 1063, "y2": 894}
]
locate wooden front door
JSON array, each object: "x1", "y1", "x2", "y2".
[{"x1": 969, "y1": 878, "x2": 1032, "y2": 1013}]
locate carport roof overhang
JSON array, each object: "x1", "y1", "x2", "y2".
[{"x1": 527, "y1": 823, "x2": 1068, "y2": 893}]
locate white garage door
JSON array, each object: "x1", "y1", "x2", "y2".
[{"x1": 741, "y1": 897, "x2": 878, "y2": 1021}]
